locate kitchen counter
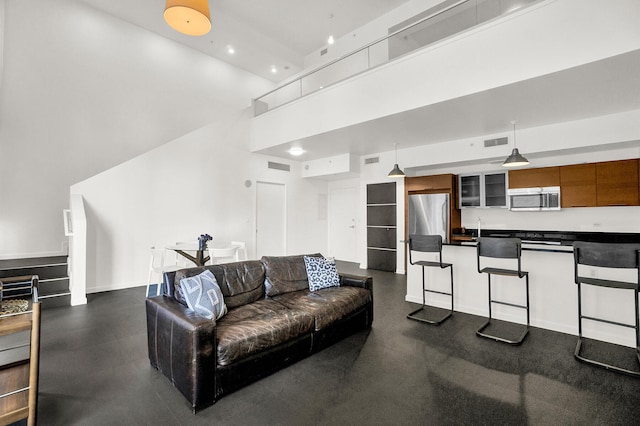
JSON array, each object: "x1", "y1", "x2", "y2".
[
  {"x1": 407, "y1": 229, "x2": 640, "y2": 349},
  {"x1": 450, "y1": 228, "x2": 640, "y2": 250}
]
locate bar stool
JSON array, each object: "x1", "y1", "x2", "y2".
[
  {"x1": 573, "y1": 241, "x2": 640, "y2": 376},
  {"x1": 476, "y1": 237, "x2": 530, "y2": 345},
  {"x1": 407, "y1": 234, "x2": 453, "y2": 325}
]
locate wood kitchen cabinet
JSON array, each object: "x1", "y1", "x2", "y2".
[
  {"x1": 405, "y1": 174, "x2": 454, "y2": 192},
  {"x1": 508, "y1": 166, "x2": 560, "y2": 188},
  {"x1": 559, "y1": 163, "x2": 597, "y2": 207},
  {"x1": 596, "y1": 159, "x2": 639, "y2": 206}
]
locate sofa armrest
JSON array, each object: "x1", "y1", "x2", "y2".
[
  {"x1": 146, "y1": 296, "x2": 217, "y2": 412},
  {"x1": 339, "y1": 273, "x2": 373, "y2": 292}
]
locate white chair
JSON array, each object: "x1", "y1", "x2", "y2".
[
  {"x1": 147, "y1": 246, "x2": 182, "y2": 297},
  {"x1": 208, "y1": 247, "x2": 238, "y2": 265},
  {"x1": 231, "y1": 241, "x2": 247, "y2": 261}
]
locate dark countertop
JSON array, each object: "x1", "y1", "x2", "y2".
[{"x1": 448, "y1": 229, "x2": 640, "y2": 253}]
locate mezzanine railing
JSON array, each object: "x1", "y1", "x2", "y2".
[{"x1": 253, "y1": 0, "x2": 538, "y2": 116}]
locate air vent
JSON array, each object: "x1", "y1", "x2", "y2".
[
  {"x1": 364, "y1": 157, "x2": 380, "y2": 164},
  {"x1": 484, "y1": 137, "x2": 508, "y2": 148},
  {"x1": 320, "y1": 48, "x2": 328, "y2": 56},
  {"x1": 268, "y1": 161, "x2": 290, "y2": 172}
]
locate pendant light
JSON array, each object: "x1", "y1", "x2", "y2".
[
  {"x1": 164, "y1": 0, "x2": 211, "y2": 36},
  {"x1": 502, "y1": 121, "x2": 529, "y2": 168},
  {"x1": 388, "y1": 143, "x2": 406, "y2": 178}
]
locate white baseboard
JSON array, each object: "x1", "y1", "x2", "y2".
[{"x1": 87, "y1": 280, "x2": 145, "y2": 294}]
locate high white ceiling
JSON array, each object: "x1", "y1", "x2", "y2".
[
  {"x1": 79, "y1": 0, "x2": 411, "y2": 82},
  {"x1": 76, "y1": 0, "x2": 640, "y2": 165}
]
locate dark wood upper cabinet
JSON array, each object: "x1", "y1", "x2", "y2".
[
  {"x1": 559, "y1": 163, "x2": 596, "y2": 208},
  {"x1": 508, "y1": 166, "x2": 560, "y2": 189},
  {"x1": 405, "y1": 174, "x2": 454, "y2": 192},
  {"x1": 596, "y1": 159, "x2": 639, "y2": 206}
]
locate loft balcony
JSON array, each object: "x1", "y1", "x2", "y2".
[{"x1": 250, "y1": 0, "x2": 640, "y2": 166}]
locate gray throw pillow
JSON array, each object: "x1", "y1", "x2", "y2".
[{"x1": 179, "y1": 270, "x2": 227, "y2": 320}]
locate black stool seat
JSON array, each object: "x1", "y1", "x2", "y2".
[
  {"x1": 415, "y1": 260, "x2": 453, "y2": 268},
  {"x1": 476, "y1": 237, "x2": 530, "y2": 345},
  {"x1": 479, "y1": 267, "x2": 527, "y2": 277},
  {"x1": 573, "y1": 241, "x2": 640, "y2": 377},
  {"x1": 407, "y1": 234, "x2": 453, "y2": 325}
]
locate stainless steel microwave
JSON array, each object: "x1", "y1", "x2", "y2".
[{"x1": 508, "y1": 186, "x2": 561, "y2": 211}]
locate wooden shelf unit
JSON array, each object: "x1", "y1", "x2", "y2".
[{"x1": 0, "y1": 275, "x2": 40, "y2": 426}]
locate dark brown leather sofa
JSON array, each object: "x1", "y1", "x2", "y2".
[{"x1": 145, "y1": 254, "x2": 373, "y2": 412}]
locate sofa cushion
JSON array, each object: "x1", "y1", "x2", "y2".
[
  {"x1": 273, "y1": 286, "x2": 372, "y2": 331},
  {"x1": 262, "y1": 254, "x2": 323, "y2": 297},
  {"x1": 216, "y1": 299, "x2": 315, "y2": 366},
  {"x1": 304, "y1": 256, "x2": 340, "y2": 291},
  {"x1": 173, "y1": 261, "x2": 265, "y2": 309},
  {"x1": 179, "y1": 270, "x2": 227, "y2": 320}
]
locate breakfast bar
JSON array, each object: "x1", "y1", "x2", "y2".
[{"x1": 406, "y1": 229, "x2": 640, "y2": 349}]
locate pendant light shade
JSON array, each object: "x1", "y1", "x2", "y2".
[
  {"x1": 388, "y1": 143, "x2": 406, "y2": 178},
  {"x1": 502, "y1": 121, "x2": 529, "y2": 168},
  {"x1": 164, "y1": 0, "x2": 211, "y2": 36},
  {"x1": 388, "y1": 163, "x2": 406, "y2": 178},
  {"x1": 502, "y1": 148, "x2": 529, "y2": 168}
]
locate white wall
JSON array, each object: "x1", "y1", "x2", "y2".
[
  {"x1": 0, "y1": 0, "x2": 272, "y2": 259},
  {"x1": 71, "y1": 109, "x2": 328, "y2": 293}
]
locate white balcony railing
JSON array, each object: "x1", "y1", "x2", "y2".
[{"x1": 253, "y1": 0, "x2": 538, "y2": 116}]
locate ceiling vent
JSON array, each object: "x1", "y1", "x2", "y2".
[
  {"x1": 484, "y1": 137, "x2": 508, "y2": 148},
  {"x1": 320, "y1": 48, "x2": 328, "y2": 56},
  {"x1": 268, "y1": 161, "x2": 290, "y2": 172},
  {"x1": 364, "y1": 157, "x2": 380, "y2": 165}
]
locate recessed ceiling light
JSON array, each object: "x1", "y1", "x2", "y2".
[
  {"x1": 327, "y1": 35, "x2": 335, "y2": 45},
  {"x1": 289, "y1": 147, "x2": 304, "y2": 156},
  {"x1": 271, "y1": 66, "x2": 277, "y2": 73},
  {"x1": 227, "y1": 46, "x2": 235, "y2": 54}
]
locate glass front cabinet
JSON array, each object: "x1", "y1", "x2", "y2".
[{"x1": 459, "y1": 172, "x2": 508, "y2": 208}]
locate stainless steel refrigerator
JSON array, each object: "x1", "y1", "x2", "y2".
[{"x1": 408, "y1": 193, "x2": 450, "y2": 243}]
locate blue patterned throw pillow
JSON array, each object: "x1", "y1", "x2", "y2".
[
  {"x1": 179, "y1": 270, "x2": 227, "y2": 320},
  {"x1": 304, "y1": 256, "x2": 340, "y2": 291}
]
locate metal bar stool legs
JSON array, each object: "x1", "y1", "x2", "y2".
[
  {"x1": 407, "y1": 260, "x2": 453, "y2": 325},
  {"x1": 407, "y1": 234, "x2": 454, "y2": 325},
  {"x1": 476, "y1": 269, "x2": 530, "y2": 345},
  {"x1": 475, "y1": 237, "x2": 530, "y2": 345},
  {"x1": 573, "y1": 242, "x2": 640, "y2": 377}
]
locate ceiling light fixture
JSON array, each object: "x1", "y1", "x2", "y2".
[
  {"x1": 388, "y1": 143, "x2": 406, "y2": 178},
  {"x1": 164, "y1": 0, "x2": 211, "y2": 36},
  {"x1": 502, "y1": 121, "x2": 530, "y2": 168},
  {"x1": 327, "y1": 35, "x2": 335, "y2": 45},
  {"x1": 227, "y1": 46, "x2": 235, "y2": 54},
  {"x1": 271, "y1": 66, "x2": 277, "y2": 73},
  {"x1": 289, "y1": 147, "x2": 305, "y2": 156}
]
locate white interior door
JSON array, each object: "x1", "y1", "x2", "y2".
[
  {"x1": 328, "y1": 186, "x2": 358, "y2": 262},
  {"x1": 256, "y1": 181, "x2": 286, "y2": 258}
]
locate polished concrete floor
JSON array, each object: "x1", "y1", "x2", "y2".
[{"x1": 36, "y1": 262, "x2": 640, "y2": 425}]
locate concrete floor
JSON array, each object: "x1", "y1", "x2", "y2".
[{"x1": 36, "y1": 262, "x2": 640, "y2": 425}]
